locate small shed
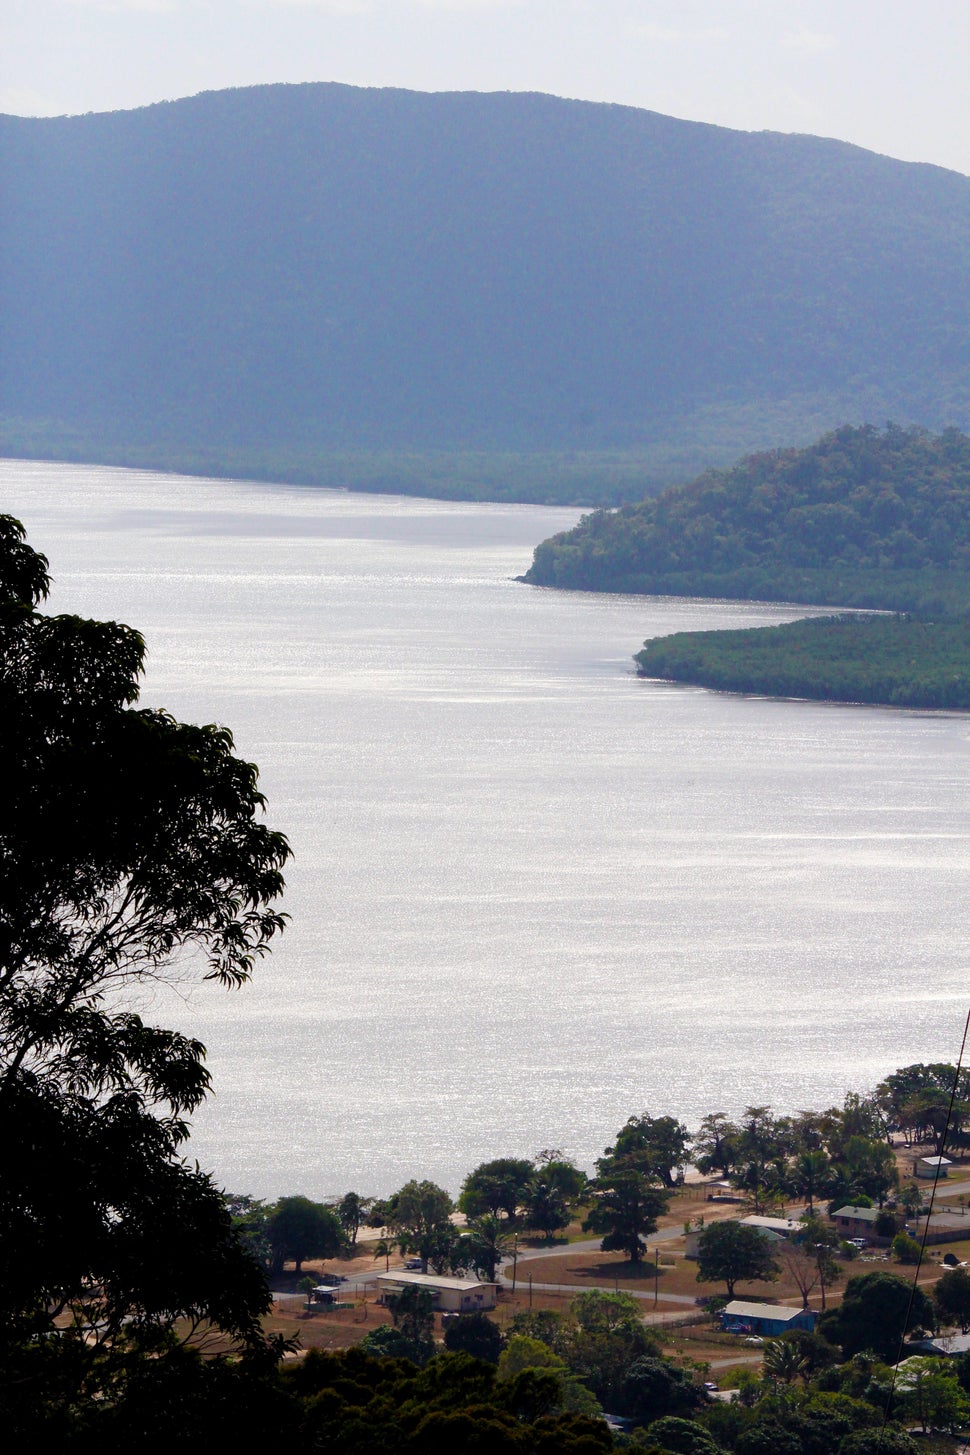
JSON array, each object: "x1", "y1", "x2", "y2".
[
  {"x1": 721, "y1": 1301, "x2": 816, "y2": 1336},
  {"x1": 307, "y1": 1285, "x2": 343, "y2": 1309},
  {"x1": 704, "y1": 1181, "x2": 745, "y2": 1204},
  {"x1": 377, "y1": 1272, "x2": 497, "y2": 1312},
  {"x1": 915, "y1": 1155, "x2": 953, "y2": 1181}
]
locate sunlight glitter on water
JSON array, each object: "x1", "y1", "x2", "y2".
[{"x1": 5, "y1": 458, "x2": 969, "y2": 1196}]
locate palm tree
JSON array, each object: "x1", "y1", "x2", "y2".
[
  {"x1": 466, "y1": 1214, "x2": 514, "y2": 1282},
  {"x1": 763, "y1": 1337, "x2": 810, "y2": 1384},
  {"x1": 790, "y1": 1150, "x2": 832, "y2": 1212}
]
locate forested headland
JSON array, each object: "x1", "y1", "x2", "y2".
[
  {"x1": 524, "y1": 425, "x2": 970, "y2": 609},
  {"x1": 635, "y1": 614, "x2": 970, "y2": 710},
  {"x1": 523, "y1": 425, "x2": 970, "y2": 709}
]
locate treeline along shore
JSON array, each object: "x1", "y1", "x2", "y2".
[
  {"x1": 219, "y1": 1062, "x2": 970, "y2": 1453},
  {"x1": 522, "y1": 424, "x2": 970, "y2": 709}
]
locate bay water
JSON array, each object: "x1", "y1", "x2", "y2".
[{"x1": 5, "y1": 459, "x2": 969, "y2": 1199}]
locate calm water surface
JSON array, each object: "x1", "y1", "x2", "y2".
[{"x1": 5, "y1": 459, "x2": 969, "y2": 1198}]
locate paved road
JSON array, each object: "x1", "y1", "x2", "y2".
[
  {"x1": 499, "y1": 1277, "x2": 699, "y2": 1308},
  {"x1": 709, "y1": 1354, "x2": 763, "y2": 1370},
  {"x1": 498, "y1": 1233, "x2": 702, "y2": 1316}
]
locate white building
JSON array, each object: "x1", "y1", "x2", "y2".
[{"x1": 376, "y1": 1271, "x2": 497, "y2": 1312}]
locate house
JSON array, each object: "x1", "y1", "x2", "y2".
[
  {"x1": 907, "y1": 1333, "x2": 970, "y2": 1357},
  {"x1": 720, "y1": 1301, "x2": 816, "y2": 1336},
  {"x1": 376, "y1": 1272, "x2": 497, "y2": 1312},
  {"x1": 831, "y1": 1205, "x2": 886, "y2": 1242},
  {"x1": 740, "y1": 1216, "x2": 803, "y2": 1240},
  {"x1": 915, "y1": 1155, "x2": 953, "y2": 1180},
  {"x1": 684, "y1": 1215, "x2": 801, "y2": 1260}
]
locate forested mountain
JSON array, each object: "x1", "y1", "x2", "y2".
[
  {"x1": 523, "y1": 425, "x2": 970, "y2": 612},
  {"x1": 2, "y1": 85, "x2": 970, "y2": 503}
]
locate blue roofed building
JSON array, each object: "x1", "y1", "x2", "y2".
[{"x1": 721, "y1": 1301, "x2": 817, "y2": 1336}]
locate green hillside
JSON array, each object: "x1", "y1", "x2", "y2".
[
  {"x1": 523, "y1": 424, "x2": 970, "y2": 612},
  {"x1": 2, "y1": 85, "x2": 970, "y2": 504}
]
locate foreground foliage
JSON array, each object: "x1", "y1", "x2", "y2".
[{"x1": 0, "y1": 515, "x2": 290, "y2": 1432}]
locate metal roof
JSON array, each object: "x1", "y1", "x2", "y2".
[
  {"x1": 377, "y1": 1272, "x2": 493, "y2": 1292},
  {"x1": 723, "y1": 1301, "x2": 810, "y2": 1322}
]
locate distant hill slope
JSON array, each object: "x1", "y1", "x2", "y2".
[
  {"x1": 2, "y1": 85, "x2": 970, "y2": 502},
  {"x1": 522, "y1": 424, "x2": 970, "y2": 613}
]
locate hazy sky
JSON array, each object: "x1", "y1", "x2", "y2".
[{"x1": 3, "y1": 0, "x2": 969, "y2": 175}]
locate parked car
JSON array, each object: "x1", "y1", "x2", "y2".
[
  {"x1": 743, "y1": 1336, "x2": 764, "y2": 1346},
  {"x1": 404, "y1": 1258, "x2": 423, "y2": 1270}
]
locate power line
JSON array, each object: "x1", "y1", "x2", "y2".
[{"x1": 885, "y1": 1006, "x2": 970, "y2": 1429}]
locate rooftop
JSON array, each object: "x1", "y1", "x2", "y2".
[
  {"x1": 741, "y1": 1216, "x2": 804, "y2": 1234},
  {"x1": 377, "y1": 1272, "x2": 493, "y2": 1292},
  {"x1": 723, "y1": 1301, "x2": 811, "y2": 1322}
]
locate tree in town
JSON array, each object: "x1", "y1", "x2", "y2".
[
  {"x1": 387, "y1": 1179, "x2": 455, "y2": 1273},
  {"x1": 443, "y1": 1310, "x2": 504, "y2": 1364},
  {"x1": 892, "y1": 1231, "x2": 921, "y2": 1264},
  {"x1": 226, "y1": 1194, "x2": 273, "y2": 1268},
  {"x1": 838, "y1": 1431, "x2": 920, "y2": 1455},
  {"x1": 522, "y1": 1150, "x2": 587, "y2": 1238},
  {"x1": 337, "y1": 1191, "x2": 372, "y2": 1247},
  {"x1": 497, "y1": 1336, "x2": 601, "y2": 1416},
  {"x1": 779, "y1": 1243, "x2": 825, "y2": 1312},
  {"x1": 761, "y1": 1337, "x2": 811, "y2": 1384},
  {"x1": 621, "y1": 1356, "x2": 706, "y2": 1422},
  {"x1": 819, "y1": 1271, "x2": 935, "y2": 1362},
  {"x1": 876, "y1": 1064, "x2": 970, "y2": 1151},
  {"x1": 693, "y1": 1112, "x2": 740, "y2": 1178},
  {"x1": 934, "y1": 1265, "x2": 970, "y2": 1333},
  {"x1": 582, "y1": 1122, "x2": 671, "y2": 1263},
  {"x1": 266, "y1": 1196, "x2": 344, "y2": 1275},
  {"x1": 522, "y1": 1177, "x2": 572, "y2": 1239},
  {"x1": 611, "y1": 1113, "x2": 692, "y2": 1188},
  {"x1": 508, "y1": 1309, "x2": 569, "y2": 1358},
  {"x1": 0, "y1": 514, "x2": 290, "y2": 1427},
  {"x1": 733, "y1": 1417, "x2": 805, "y2": 1455},
  {"x1": 565, "y1": 1290, "x2": 659, "y2": 1407},
  {"x1": 788, "y1": 1150, "x2": 833, "y2": 1212},
  {"x1": 695, "y1": 1220, "x2": 780, "y2": 1299},
  {"x1": 384, "y1": 1283, "x2": 436, "y2": 1366},
  {"x1": 783, "y1": 1215, "x2": 841, "y2": 1310},
  {"x1": 899, "y1": 1182, "x2": 925, "y2": 1218},
  {"x1": 463, "y1": 1213, "x2": 514, "y2": 1282},
  {"x1": 894, "y1": 1357, "x2": 970, "y2": 1434},
  {"x1": 838, "y1": 1091, "x2": 888, "y2": 1145},
  {"x1": 643, "y1": 1416, "x2": 720, "y2": 1454},
  {"x1": 730, "y1": 1107, "x2": 792, "y2": 1211},
  {"x1": 837, "y1": 1135, "x2": 899, "y2": 1206},
  {"x1": 457, "y1": 1158, "x2": 535, "y2": 1221}
]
